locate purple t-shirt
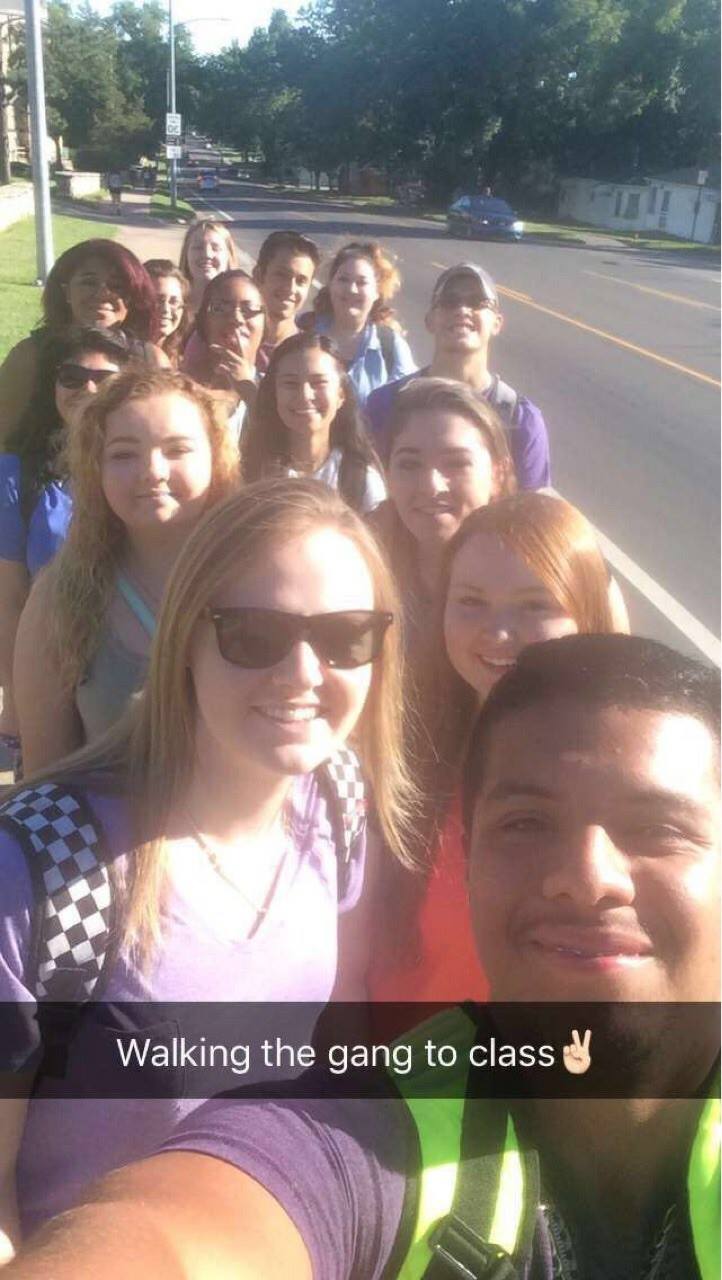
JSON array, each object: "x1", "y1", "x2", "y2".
[
  {"x1": 365, "y1": 368, "x2": 551, "y2": 491},
  {"x1": 161, "y1": 1088, "x2": 413, "y2": 1280},
  {"x1": 0, "y1": 776, "x2": 366, "y2": 1232}
]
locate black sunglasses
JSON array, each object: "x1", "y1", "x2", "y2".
[
  {"x1": 205, "y1": 608, "x2": 393, "y2": 670},
  {"x1": 56, "y1": 364, "x2": 118, "y2": 390},
  {"x1": 435, "y1": 290, "x2": 495, "y2": 311}
]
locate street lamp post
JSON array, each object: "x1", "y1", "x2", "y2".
[
  {"x1": 24, "y1": 0, "x2": 53, "y2": 282},
  {"x1": 166, "y1": 13, "x2": 230, "y2": 210},
  {"x1": 168, "y1": 0, "x2": 177, "y2": 209}
]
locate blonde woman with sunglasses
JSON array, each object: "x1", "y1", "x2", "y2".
[{"x1": 0, "y1": 478, "x2": 414, "y2": 1256}]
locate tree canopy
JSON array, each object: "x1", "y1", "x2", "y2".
[{"x1": 9, "y1": 0, "x2": 719, "y2": 200}]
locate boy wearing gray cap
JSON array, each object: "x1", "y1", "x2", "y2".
[{"x1": 366, "y1": 262, "x2": 550, "y2": 490}]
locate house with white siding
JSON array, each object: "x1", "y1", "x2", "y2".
[{"x1": 558, "y1": 169, "x2": 720, "y2": 244}]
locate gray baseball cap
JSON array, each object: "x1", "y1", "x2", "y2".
[{"x1": 431, "y1": 262, "x2": 499, "y2": 308}]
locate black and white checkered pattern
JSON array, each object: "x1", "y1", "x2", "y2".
[
  {"x1": 321, "y1": 747, "x2": 367, "y2": 866},
  {"x1": 1, "y1": 784, "x2": 111, "y2": 1001}
]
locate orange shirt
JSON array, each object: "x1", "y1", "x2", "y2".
[{"x1": 368, "y1": 790, "x2": 488, "y2": 1030}]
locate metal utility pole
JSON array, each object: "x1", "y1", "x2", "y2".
[
  {"x1": 168, "y1": 0, "x2": 177, "y2": 209},
  {"x1": 24, "y1": 0, "x2": 53, "y2": 282}
]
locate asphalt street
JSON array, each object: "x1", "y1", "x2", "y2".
[{"x1": 194, "y1": 181, "x2": 721, "y2": 664}]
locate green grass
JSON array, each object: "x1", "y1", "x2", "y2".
[
  {"x1": 525, "y1": 217, "x2": 718, "y2": 251},
  {"x1": 522, "y1": 220, "x2": 587, "y2": 243},
  {"x1": 150, "y1": 190, "x2": 195, "y2": 223},
  {"x1": 0, "y1": 212, "x2": 117, "y2": 362}
]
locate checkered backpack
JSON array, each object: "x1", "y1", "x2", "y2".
[{"x1": 0, "y1": 747, "x2": 367, "y2": 1005}]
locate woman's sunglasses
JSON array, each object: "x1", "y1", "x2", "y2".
[
  {"x1": 56, "y1": 364, "x2": 118, "y2": 390},
  {"x1": 204, "y1": 607, "x2": 393, "y2": 670}
]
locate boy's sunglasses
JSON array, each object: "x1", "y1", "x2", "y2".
[
  {"x1": 204, "y1": 607, "x2": 393, "y2": 670},
  {"x1": 56, "y1": 364, "x2": 118, "y2": 390}
]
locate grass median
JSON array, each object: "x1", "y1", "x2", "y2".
[
  {"x1": 0, "y1": 212, "x2": 118, "y2": 363},
  {"x1": 150, "y1": 191, "x2": 196, "y2": 223}
]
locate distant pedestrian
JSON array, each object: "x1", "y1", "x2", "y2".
[{"x1": 107, "y1": 170, "x2": 123, "y2": 215}]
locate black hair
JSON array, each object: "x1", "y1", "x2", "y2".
[
  {"x1": 254, "y1": 231, "x2": 321, "y2": 280},
  {"x1": 194, "y1": 269, "x2": 261, "y2": 345},
  {"x1": 4, "y1": 326, "x2": 133, "y2": 514},
  {"x1": 241, "y1": 331, "x2": 382, "y2": 512},
  {"x1": 461, "y1": 634, "x2": 721, "y2": 836}
]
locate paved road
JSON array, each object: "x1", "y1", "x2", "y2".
[{"x1": 194, "y1": 181, "x2": 721, "y2": 664}]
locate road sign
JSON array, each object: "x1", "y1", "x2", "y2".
[
  {"x1": 165, "y1": 144, "x2": 182, "y2": 160},
  {"x1": 166, "y1": 112, "x2": 182, "y2": 138},
  {"x1": 697, "y1": 170, "x2": 709, "y2": 186}
]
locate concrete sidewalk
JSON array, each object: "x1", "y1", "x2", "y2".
[{"x1": 53, "y1": 190, "x2": 193, "y2": 264}]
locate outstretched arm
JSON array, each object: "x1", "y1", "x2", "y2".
[{"x1": 5, "y1": 1152, "x2": 312, "y2": 1280}]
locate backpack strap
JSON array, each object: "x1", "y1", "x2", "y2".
[
  {"x1": 377, "y1": 324, "x2": 397, "y2": 377},
  {"x1": 421, "y1": 1095, "x2": 536, "y2": 1278},
  {"x1": 316, "y1": 746, "x2": 367, "y2": 899},
  {"x1": 486, "y1": 375, "x2": 519, "y2": 425},
  {"x1": 0, "y1": 783, "x2": 115, "y2": 1002}
]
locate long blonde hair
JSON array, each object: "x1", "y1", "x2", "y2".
[
  {"x1": 48, "y1": 367, "x2": 241, "y2": 689},
  {"x1": 179, "y1": 218, "x2": 239, "y2": 285},
  {"x1": 24, "y1": 479, "x2": 418, "y2": 961}
]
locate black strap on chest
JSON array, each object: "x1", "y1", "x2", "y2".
[{"x1": 421, "y1": 1041, "x2": 539, "y2": 1279}]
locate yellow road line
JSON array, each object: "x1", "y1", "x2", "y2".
[
  {"x1": 583, "y1": 270, "x2": 721, "y2": 312},
  {"x1": 498, "y1": 285, "x2": 532, "y2": 302},
  {"x1": 498, "y1": 289, "x2": 720, "y2": 388}
]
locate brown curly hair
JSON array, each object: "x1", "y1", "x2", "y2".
[{"x1": 313, "y1": 240, "x2": 402, "y2": 328}]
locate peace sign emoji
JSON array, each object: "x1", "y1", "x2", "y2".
[{"x1": 563, "y1": 1029, "x2": 592, "y2": 1075}]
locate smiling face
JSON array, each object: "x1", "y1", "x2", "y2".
[
  {"x1": 101, "y1": 393, "x2": 214, "y2": 535},
  {"x1": 444, "y1": 533, "x2": 579, "y2": 700},
  {"x1": 188, "y1": 228, "x2": 233, "y2": 285},
  {"x1": 388, "y1": 410, "x2": 497, "y2": 551},
  {"x1": 275, "y1": 347, "x2": 344, "y2": 453},
  {"x1": 205, "y1": 276, "x2": 265, "y2": 360},
  {"x1": 64, "y1": 254, "x2": 129, "y2": 329},
  {"x1": 426, "y1": 276, "x2": 502, "y2": 360},
  {"x1": 468, "y1": 702, "x2": 721, "y2": 1004},
  {"x1": 259, "y1": 250, "x2": 315, "y2": 323},
  {"x1": 55, "y1": 350, "x2": 123, "y2": 429},
  {"x1": 189, "y1": 528, "x2": 375, "y2": 782},
  {"x1": 154, "y1": 275, "x2": 186, "y2": 338},
  {"x1": 328, "y1": 255, "x2": 379, "y2": 328}
]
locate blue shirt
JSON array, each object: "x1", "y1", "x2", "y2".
[
  {"x1": 0, "y1": 453, "x2": 72, "y2": 576},
  {"x1": 314, "y1": 317, "x2": 417, "y2": 406}
]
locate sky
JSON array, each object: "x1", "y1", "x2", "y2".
[{"x1": 89, "y1": 0, "x2": 307, "y2": 56}]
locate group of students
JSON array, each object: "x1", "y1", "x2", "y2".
[{"x1": 0, "y1": 217, "x2": 717, "y2": 1279}]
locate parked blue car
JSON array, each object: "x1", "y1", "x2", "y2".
[{"x1": 447, "y1": 194, "x2": 524, "y2": 241}]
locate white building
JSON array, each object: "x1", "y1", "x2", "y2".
[{"x1": 558, "y1": 169, "x2": 720, "y2": 244}]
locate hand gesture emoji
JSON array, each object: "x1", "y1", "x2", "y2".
[{"x1": 563, "y1": 1029, "x2": 592, "y2": 1075}]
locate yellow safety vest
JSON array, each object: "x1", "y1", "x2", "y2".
[{"x1": 392, "y1": 1007, "x2": 720, "y2": 1280}]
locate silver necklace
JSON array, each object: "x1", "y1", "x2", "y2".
[{"x1": 184, "y1": 812, "x2": 289, "y2": 921}]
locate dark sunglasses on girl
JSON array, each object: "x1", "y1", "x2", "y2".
[
  {"x1": 56, "y1": 364, "x2": 118, "y2": 390},
  {"x1": 205, "y1": 607, "x2": 393, "y2": 670}
]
